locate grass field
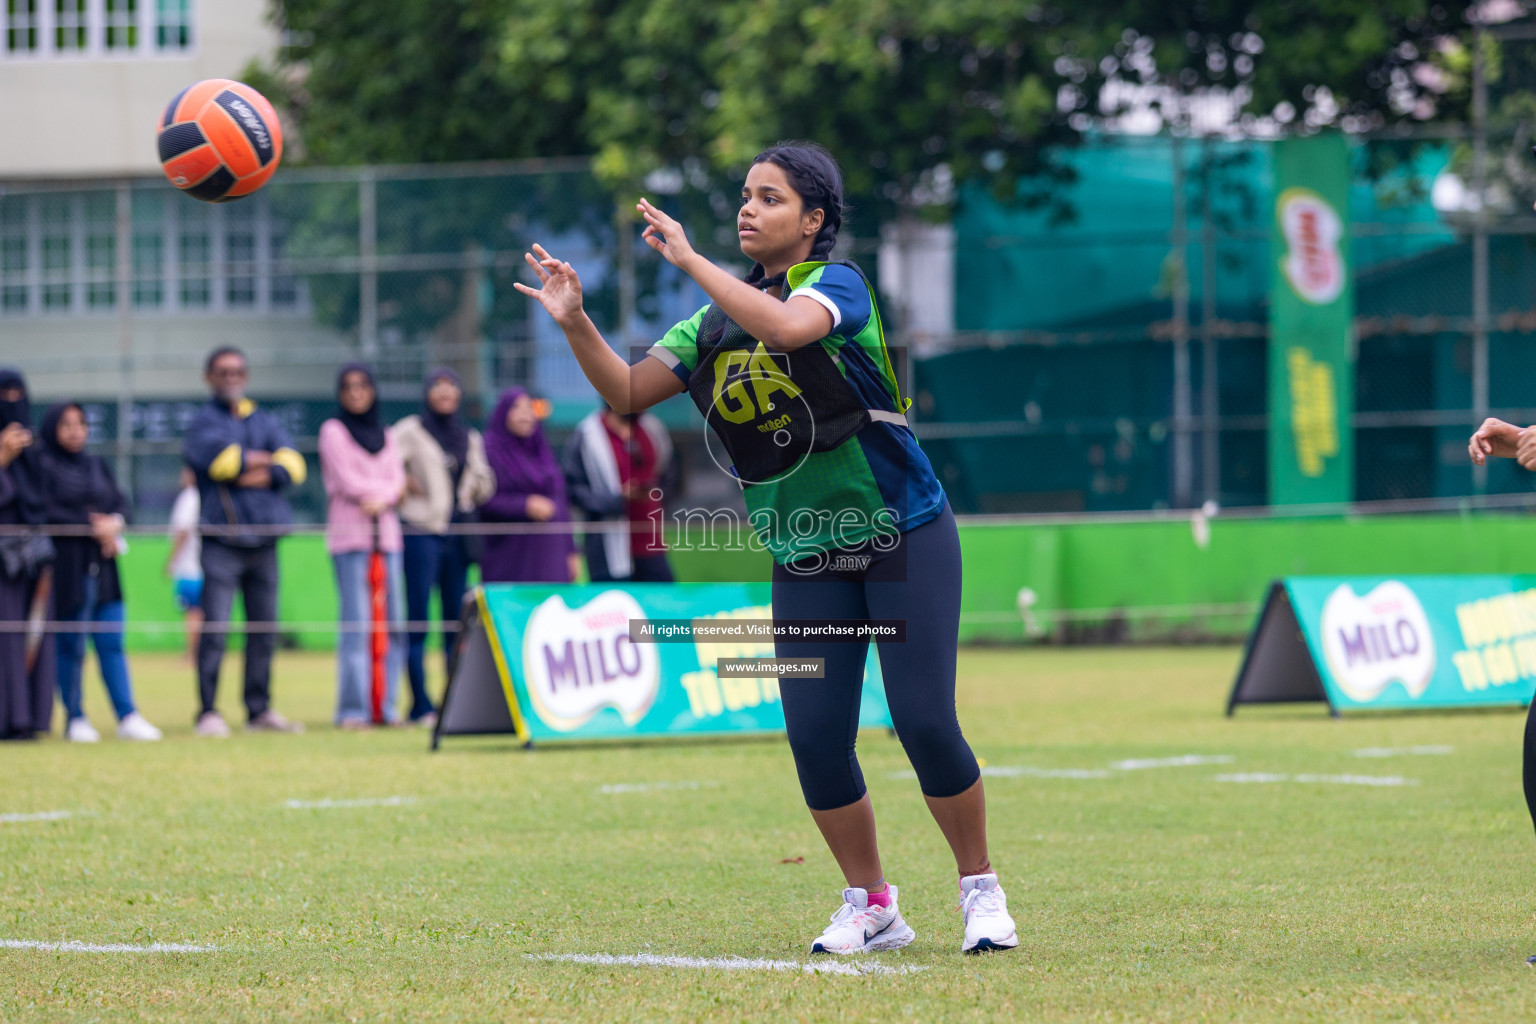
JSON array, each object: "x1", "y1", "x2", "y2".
[{"x1": 3, "y1": 646, "x2": 1535, "y2": 1022}]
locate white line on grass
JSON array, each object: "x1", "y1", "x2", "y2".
[
  {"x1": 1352, "y1": 745, "x2": 1454, "y2": 758},
  {"x1": 0, "y1": 810, "x2": 86, "y2": 824},
  {"x1": 0, "y1": 939, "x2": 216, "y2": 954},
  {"x1": 283, "y1": 796, "x2": 417, "y2": 810},
  {"x1": 1215, "y1": 773, "x2": 1417, "y2": 787},
  {"x1": 894, "y1": 753, "x2": 1238, "y2": 783},
  {"x1": 982, "y1": 765, "x2": 1114, "y2": 779},
  {"x1": 527, "y1": 952, "x2": 926, "y2": 977},
  {"x1": 1111, "y1": 754, "x2": 1235, "y2": 771},
  {"x1": 596, "y1": 781, "x2": 721, "y2": 795},
  {"x1": 889, "y1": 766, "x2": 1111, "y2": 781}
]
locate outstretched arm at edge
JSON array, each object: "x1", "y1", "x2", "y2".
[{"x1": 513, "y1": 244, "x2": 684, "y2": 414}]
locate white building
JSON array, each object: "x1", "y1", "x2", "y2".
[
  {"x1": 0, "y1": 1, "x2": 346, "y2": 405},
  {"x1": 1, "y1": 0, "x2": 274, "y2": 177}
]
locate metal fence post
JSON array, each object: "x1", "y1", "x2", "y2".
[
  {"x1": 1170, "y1": 134, "x2": 1194, "y2": 508},
  {"x1": 115, "y1": 181, "x2": 133, "y2": 497},
  {"x1": 1471, "y1": 22, "x2": 1490, "y2": 494},
  {"x1": 616, "y1": 200, "x2": 635, "y2": 349},
  {"x1": 358, "y1": 168, "x2": 378, "y2": 356},
  {"x1": 1200, "y1": 135, "x2": 1220, "y2": 505}
]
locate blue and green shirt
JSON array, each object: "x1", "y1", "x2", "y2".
[{"x1": 647, "y1": 261, "x2": 947, "y2": 564}]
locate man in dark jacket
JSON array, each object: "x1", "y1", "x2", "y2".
[{"x1": 183, "y1": 346, "x2": 308, "y2": 736}]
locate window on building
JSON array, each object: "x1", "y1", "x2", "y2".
[
  {"x1": 0, "y1": 199, "x2": 28, "y2": 313},
  {"x1": 54, "y1": 0, "x2": 85, "y2": 51},
  {"x1": 39, "y1": 196, "x2": 72, "y2": 312},
  {"x1": 3, "y1": 0, "x2": 193, "y2": 58},
  {"x1": 178, "y1": 210, "x2": 210, "y2": 309},
  {"x1": 83, "y1": 193, "x2": 115, "y2": 309},
  {"x1": 155, "y1": 0, "x2": 188, "y2": 50},
  {"x1": 0, "y1": 189, "x2": 304, "y2": 317},
  {"x1": 225, "y1": 202, "x2": 255, "y2": 307},
  {"x1": 270, "y1": 225, "x2": 296, "y2": 307},
  {"x1": 5, "y1": 0, "x2": 39, "y2": 54},
  {"x1": 132, "y1": 232, "x2": 162, "y2": 307},
  {"x1": 103, "y1": 0, "x2": 136, "y2": 50},
  {"x1": 132, "y1": 192, "x2": 163, "y2": 308}
]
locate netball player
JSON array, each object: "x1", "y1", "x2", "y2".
[
  {"x1": 514, "y1": 143, "x2": 1015, "y2": 955},
  {"x1": 1469, "y1": 416, "x2": 1536, "y2": 963}
]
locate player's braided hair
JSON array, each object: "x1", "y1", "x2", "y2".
[{"x1": 742, "y1": 142, "x2": 847, "y2": 293}]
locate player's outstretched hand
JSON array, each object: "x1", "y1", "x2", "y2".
[
  {"x1": 1469, "y1": 417, "x2": 1523, "y2": 466},
  {"x1": 637, "y1": 198, "x2": 697, "y2": 270},
  {"x1": 514, "y1": 244, "x2": 584, "y2": 326},
  {"x1": 1517, "y1": 427, "x2": 1536, "y2": 471}
]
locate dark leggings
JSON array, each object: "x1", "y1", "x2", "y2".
[
  {"x1": 772, "y1": 502, "x2": 979, "y2": 811},
  {"x1": 1526, "y1": 705, "x2": 1536, "y2": 836}
]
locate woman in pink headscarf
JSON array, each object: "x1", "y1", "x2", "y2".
[{"x1": 479, "y1": 388, "x2": 578, "y2": 583}]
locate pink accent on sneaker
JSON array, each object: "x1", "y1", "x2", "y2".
[{"x1": 865, "y1": 887, "x2": 892, "y2": 909}]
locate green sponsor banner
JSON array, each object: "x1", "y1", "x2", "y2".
[
  {"x1": 461, "y1": 582, "x2": 892, "y2": 743},
  {"x1": 1230, "y1": 576, "x2": 1536, "y2": 714},
  {"x1": 1268, "y1": 134, "x2": 1354, "y2": 505}
]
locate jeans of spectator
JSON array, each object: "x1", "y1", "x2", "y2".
[
  {"x1": 332, "y1": 549, "x2": 405, "y2": 725},
  {"x1": 198, "y1": 540, "x2": 278, "y2": 721},
  {"x1": 56, "y1": 574, "x2": 136, "y2": 722},
  {"x1": 402, "y1": 532, "x2": 469, "y2": 720}
]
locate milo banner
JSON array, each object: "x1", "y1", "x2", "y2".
[
  {"x1": 433, "y1": 583, "x2": 893, "y2": 746},
  {"x1": 1229, "y1": 576, "x2": 1536, "y2": 715},
  {"x1": 1268, "y1": 134, "x2": 1355, "y2": 505}
]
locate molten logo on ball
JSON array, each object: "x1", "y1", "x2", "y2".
[{"x1": 157, "y1": 78, "x2": 283, "y2": 203}]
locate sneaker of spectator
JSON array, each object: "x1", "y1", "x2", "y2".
[
  {"x1": 247, "y1": 709, "x2": 304, "y2": 733},
  {"x1": 65, "y1": 717, "x2": 100, "y2": 743},
  {"x1": 115, "y1": 712, "x2": 162, "y2": 742},
  {"x1": 195, "y1": 711, "x2": 232, "y2": 738}
]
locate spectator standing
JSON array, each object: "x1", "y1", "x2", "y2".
[
  {"x1": 0, "y1": 368, "x2": 53, "y2": 741},
  {"x1": 563, "y1": 402, "x2": 676, "y2": 583},
  {"x1": 36, "y1": 404, "x2": 161, "y2": 743},
  {"x1": 183, "y1": 346, "x2": 307, "y2": 737},
  {"x1": 165, "y1": 466, "x2": 203, "y2": 662},
  {"x1": 394, "y1": 368, "x2": 493, "y2": 725},
  {"x1": 480, "y1": 388, "x2": 577, "y2": 584},
  {"x1": 319, "y1": 363, "x2": 406, "y2": 728}
]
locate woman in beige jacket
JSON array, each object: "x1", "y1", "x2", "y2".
[{"x1": 394, "y1": 369, "x2": 494, "y2": 725}]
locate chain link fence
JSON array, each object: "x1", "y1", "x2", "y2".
[
  {"x1": 4, "y1": 137, "x2": 1536, "y2": 524},
  {"x1": 923, "y1": 129, "x2": 1536, "y2": 516}
]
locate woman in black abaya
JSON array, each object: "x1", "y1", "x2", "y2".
[{"x1": 0, "y1": 369, "x2": 55, "y2": 740}]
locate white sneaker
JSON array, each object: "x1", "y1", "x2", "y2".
[
  {"x1": 65, "y1": 717, "x2": 100, "y2": 743},
  {"x1": 195, "y1": 712, "x2": 232, "y2": 738},
  {"x1": 116, "y1": 713, "x2": 162, "y2": 742},
  {"x1": 810, "y1": 885, "x2": 916, "y2": 955},
  {"x1": 960, "y1": 873, "x2": 1019, "y2": 953}
]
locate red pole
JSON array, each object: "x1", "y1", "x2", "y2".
[{"x1": 369, "y1": 515, "x2": 387, "y2": 725}]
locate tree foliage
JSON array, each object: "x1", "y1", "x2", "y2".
[{"x1": 264, "y1": 0, "x2": 1480, "y2": 210}]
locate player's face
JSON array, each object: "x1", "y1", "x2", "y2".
[
  {"x1": 427, "y1": 378, "x2": 461, "y2": 416},
  {"x1": 55, "y1": 406, "x2": 88, "y2": 453},
  {"x1": 739, "y1": 162, "x2": 823, "y2": 267},
  {"x1": 339, "y1": 371, "x2": 375, "y2": 415}
]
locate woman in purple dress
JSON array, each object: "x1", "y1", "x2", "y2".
[{"x1": 479, "y1": 388, "x2": 578, "y2": 584}]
